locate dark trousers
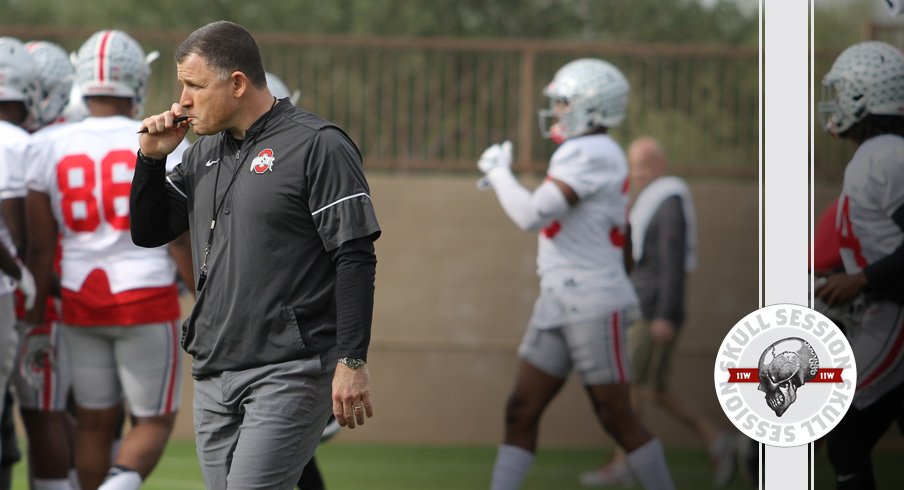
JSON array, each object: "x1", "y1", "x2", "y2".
[{"x1": 298, "y1": 455, "x2": 325, "y2": 490}]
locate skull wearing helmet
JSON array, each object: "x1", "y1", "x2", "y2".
[{"x1": 757, "y1": 337, "x2": 819, "y2": 417}]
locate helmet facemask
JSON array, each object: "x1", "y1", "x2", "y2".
[
  {"x1": 538, "y1": 98, "x2": 574, "y2": 144},
  {"x1": 818, "y1": 73, "x2": 870, "y2": 136}
]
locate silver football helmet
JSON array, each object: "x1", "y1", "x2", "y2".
[
  {"x1": 818, "y1": 41, "x2": 904, "y2": 136},
  {"x1": 74, "y1": 30, "x2": 151, "y2": 117},
  {"x1": 538, "y1": 58, "x2": 629, "y2": 142},
  {"x1": 0, "y1": 37, "x2": 41, "y2": 127},
  {"x1": 266, "y1": 72, "x2": 301, "y2": 105},
  {"x1": 24, "y1": 40, "x2": 74, "y2": 130}
]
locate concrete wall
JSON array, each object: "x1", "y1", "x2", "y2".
[
  {"x1": 366, "y1": 174, "x2": 758, "y2": 447},
  {"x1": 164, "y1": 174, "x2": 752, "y2": 447},
  {"x1": 164, "y1": 175, "x2": 898, "y2": 449}
]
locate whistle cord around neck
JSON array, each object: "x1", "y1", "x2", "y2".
[{"x1": 197, "y1": 97, "x2": 278, "y2": 291}]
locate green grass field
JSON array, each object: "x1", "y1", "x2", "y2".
[{"x1": 9, "y1": 440, "x2": 904, "y2": 489}]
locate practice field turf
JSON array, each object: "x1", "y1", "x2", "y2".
[{"x1": 9, "y1": 440, "x2": 904, "y2": 489}]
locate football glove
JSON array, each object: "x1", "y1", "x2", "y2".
[
  {"x1": 476, "y1": 140, "x2": 513, "y2": 191},
  {"x1": 477, "y1": 140, "x2": 513, "y2": 175},
  {"x1": 15, "y1": 259, "x2": 36, "y2": 310}
]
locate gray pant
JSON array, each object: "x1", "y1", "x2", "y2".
[{"x1": 193, "y1": 350, "x2": 335, "y2": 489}]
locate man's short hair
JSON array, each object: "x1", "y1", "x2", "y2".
[{"x1": 175, "y1": 21, "x2": 267, "y2": 88}]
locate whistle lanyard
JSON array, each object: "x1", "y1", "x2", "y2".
[{"x1": 197, "y1": 98, "x2": 277, "y2": 291}]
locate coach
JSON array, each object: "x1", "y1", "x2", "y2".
[{"x1": 129, "y1": 21, "x2": 381, "y2": 489}]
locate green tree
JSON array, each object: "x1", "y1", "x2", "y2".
[
  {"x1": 814, "y1": 0, "x2": 875, "y2": 51},
  {"x1": 1, "y1": 0, "x2": 756, "y2": 44}
]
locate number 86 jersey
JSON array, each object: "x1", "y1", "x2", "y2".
[{"x1": 25, "y1": 115, "x2": 186, "y2": 295}]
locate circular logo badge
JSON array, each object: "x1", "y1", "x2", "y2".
[{"x1": 713, "y1": 304, "x2": 856, "y2": 447}]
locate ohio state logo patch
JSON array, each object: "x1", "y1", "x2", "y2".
[
  {"x1": 250, "y1": 148, "x2": 275, "y2": 173},
  {"x1": 713, "y1": 304, "x2": 856, "y2": 447}
]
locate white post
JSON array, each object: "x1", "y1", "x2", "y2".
[{"x1": 762, "y1": 0, "x2": 812, "y2": 488}]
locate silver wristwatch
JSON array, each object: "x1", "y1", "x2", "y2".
[{"x1": 338, "y1": 357, "x2": 367, "y2": 369}]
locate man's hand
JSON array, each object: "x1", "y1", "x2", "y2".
[
  {"x1": 138, "y1": 103, "x2": 190, "y2": 159},
  {"x1": 477, "y1": 140, "x2": 513, "y2": 175},
  {"x1": 816, "y1": 272, "x2": 867, "y2": 306},
  {"x1": 332, "y1": 363, "x2": 373, "y2": 429},
  {"x1": 650, "y1": 318, "x2": 676, "y2": 344}
]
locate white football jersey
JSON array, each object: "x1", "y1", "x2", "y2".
[
  {"x1": 0, "y1": 120, "x2": 31, "y2": 201},
  {"x1": 16, "y1": 123, "x2": 73, "y2": 202},
  {"x1": 26, "y1": 115, "x2": 185, "y2": 294},
  {"x1": 836, "y1": 134, "x2": 904, "y2": 273},
  {"x1": 0, "y1": 121, "x2": 27, "y2": 295},
  {"x1": 536, "y1": 134, "x2": 637, "y2": 309}
]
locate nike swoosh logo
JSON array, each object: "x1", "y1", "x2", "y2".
[
  {"x1": 205, "y1": 159, "x2": 220, "y2": 167},
  {"x1": 837, "y1": 473, "x2": 857, "y2": 482}
]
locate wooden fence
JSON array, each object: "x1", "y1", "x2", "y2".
[{"x1": 4, "y1": 26, "x2": 761, "y2": 177}]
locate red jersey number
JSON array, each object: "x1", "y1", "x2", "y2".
[{"x1": 57, "y1": 150, "x2": 135, "y2": 233}]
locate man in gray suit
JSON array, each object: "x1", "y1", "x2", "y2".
[{"x1": 580, "y1": 136, "x2": 737, "y2": 488}]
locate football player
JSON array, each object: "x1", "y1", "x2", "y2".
[
  {"x1": 23, "y1": 30, "x2": 188, "y2": 490},
  {"x1": 3, "y1": 39, "x2": 79, "y2": 490},
  {"x1": 0, "y1": 36, "x2": 40, "y2": 477},
  {"x1": 479, "y1": 58, "x2": 674, "y2": 490},
  {"x1": 816, "y1": 40, "x2": 904, "y2": 490}
]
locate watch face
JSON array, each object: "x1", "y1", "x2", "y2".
[{"x1": 341, "y1": 357, "x2": 365, "y2": 369}]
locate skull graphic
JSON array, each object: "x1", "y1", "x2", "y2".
[{"x1": 757, "y1": 337, "x2": 819, "y2": 417}]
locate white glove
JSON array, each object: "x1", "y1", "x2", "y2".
[
  {"x1": 477, "y1": 140, "x2": 513, "y2": 175},
  {"x1": 19, "y1": 323, "x2": 54, "y2": 390},
  {"x1": 16, "y1": 260, "x2": 36, "y2": 310}
]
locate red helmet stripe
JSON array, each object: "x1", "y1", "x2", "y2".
[{"x1": 97, "y1": 30, "x2": 114, "y2": 82}]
